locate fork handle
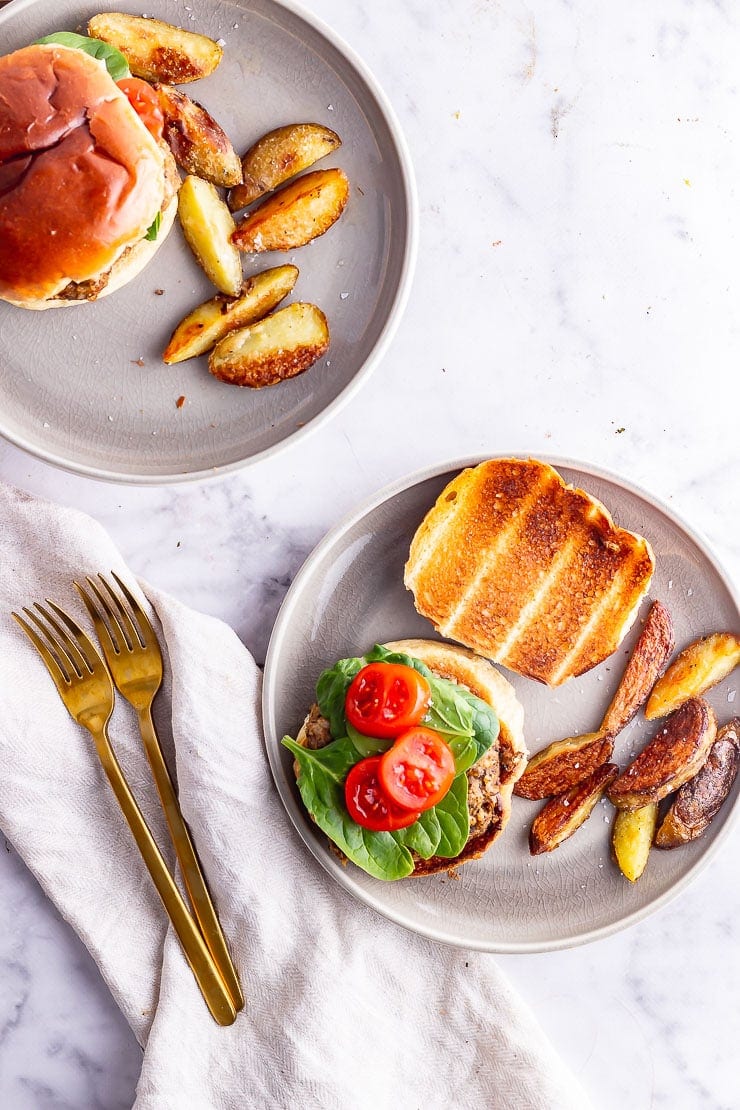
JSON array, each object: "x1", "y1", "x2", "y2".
[
  {"x1": 91, "y1": 726, "x2": 237, "y2": 1027},
  {"x1": 137, "y1": 706, "x2": 244, "y2": 1012}
]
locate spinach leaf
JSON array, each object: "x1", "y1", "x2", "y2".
[
  {"x1": 455, "y1": 686, "x2": 500, "y2": 761},
  {"x1": 423, "y1": 675, "x2": 475, "y2": 738},
  {"x1": 394, "y1": 806, "x2": 441, "y2": 858},
  {"x1": 364, "y1": 643, "x2": 434, "y2": 679},
  {"x1": 282, "y1": 736, "x2": 415, "y2": 880},
  {"x1": 145, "y1": 212, "x2": 161, "y2": 242},
  {"x1": 35, "y1": 32, "x2": 130, "y2": 81},
  {"x1": 431, "y1": 774, "x2": 470, "y2": 857},
  {"x1": 447, "y1": 733, "x2": 479, "y2": 775},
  {"x1": 346, "y1": 721, "x2": 392, "y2": 757},
  {"x1": 315, "y1": 656, "x2": 363, "y2": 740}
]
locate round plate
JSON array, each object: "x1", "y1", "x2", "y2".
[
  {"x1": 263, "y1": 456, "x2": 740, "y2": 951},
  {"x1": 0, "y1": 0, "x2": 416, "y2": 482}
]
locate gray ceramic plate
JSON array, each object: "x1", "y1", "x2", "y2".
[
  {"x1": 263, "y1": 456, "x2": 740, "y2": 951},
  {"x1": 0, "y1": 0, "x2": 416, "y2": 482}
]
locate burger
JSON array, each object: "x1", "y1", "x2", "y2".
[
  {"x1": 0, "y1": 42, "x2": 180, "y2": 310},
  {"x1": 282, "y1": 639, "x2": 527, "y2": 880}
]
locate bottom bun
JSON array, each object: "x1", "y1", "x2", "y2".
[{"x1": 297, "y1": 639, "x2": 527, "y2": 877}]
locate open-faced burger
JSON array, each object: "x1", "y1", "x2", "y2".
[{"x1": 282, "y1": 639, "x2": 527, "y2": 880}]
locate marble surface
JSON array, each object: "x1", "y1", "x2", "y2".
[{"x1": 1, "y1": 0, "x2": 740, "y2": 1107}]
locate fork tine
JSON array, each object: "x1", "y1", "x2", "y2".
[
  {"x1": 23, "y1": 606, "x2": 82, "y2": 679},
  {"x1": 74, "y1": 579, "x2": 121, "y2": 657},
  {"x1": 44, "y1": 600, "x2": 107, "y2": 676},
  {"x1": 99, "y1": 573, "x2": 145, "y2": 649},
  {"x1": 110, "y1": 571, "x2": 156, "y2": 645},
  {"x1": 36, "y1": 602, "x2": 91, "y2": 675},
  {"x1": 12, "y1": 610, "x2": 72, "y2": 690}
]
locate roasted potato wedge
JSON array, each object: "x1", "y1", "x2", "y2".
[
  {"x1": 612, "y1": 802, "x2": 658, "y2": 881},
  {"x1": 514, "y1": 732, "x2": 614, "y2": 800},
  {"x1": 163, "y1": 265, "x2": 299, "y2": 364},
  {"x1": 209, "y1": 302, "x2": 329, "y2": 388},
  {"x1": 607, "y1": 698, "x2": 717, "y2": 810},
  {"x1": 645, "y1": 632, "x2": 740, "y2": 719},
  {"x1": 601, "y1": 601, "x2": 675, "y2": 735},
  {"x1": 655, "y1": 718, "x2": 740, "y2": 848},
  {"x1": 232, "y1": 168, "x2": 349, "y2": 253},
  {"x1": 529, "y1": 763, "x2": 618, "y2": 855},
  {"x1": 155, "y1": 85, "x2": 242, "y2": 188},
  {"x1": 228, "y1": 123, "x2": 342, "y2": 211},
  {"x1": 88, "y1": 13, "x2": 222, "y2": 83},
  {"x1": 178, "y1": 175, "x2": 242, "y2": 297}
]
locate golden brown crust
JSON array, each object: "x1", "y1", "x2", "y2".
[
  {"x1": 600, "y1": 600, "x2": 675, "y2": 734},
  {"x1": 654, "y1": 718, "x2": 740, "y2": 847},
  {"x1": 514, "y1": 732, "x2": 614, "y2": 800},
  {"x1": 404, "y1": 458, "x2": 655, "y2": 686}
]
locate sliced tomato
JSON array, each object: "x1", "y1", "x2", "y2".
[
  {"x1": 117, "y1": 77, "x2": 164, "y2": 140},
  {"x1": 379, "y1": 727, "x2": 456, "y2": 813},
  {"x1": 345, "y1": 662, "x2": 431, "y2": 739},
  {"x1": 344, "y1": 756, "x2": 418, "y2": 832}
]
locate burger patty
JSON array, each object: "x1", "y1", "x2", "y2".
[
  {"x1": 56, "y1": 142, "x2": 181, "y2": 302},
  {"x1": 304, "y1": 703, "x2": 503, "y2": 838}
]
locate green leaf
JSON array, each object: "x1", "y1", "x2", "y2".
[
  {"x1": 346, "y1": 721, "x2": 392, "y2": 757},
  {"x1": 364, "y1": 643, "x2": 434, "y2": 679},
  {"x1": 282, "y1": 736, "x2": 415, "y2": 881},
  {"x1": 35, "y1": 32, "x2": 130, "y2": 81},
  {"x1": 422, "y1": 675, "x2": 475, "y2": 737},
  {"x1": 447, "y1": 733, "x2": 479, "y2": 775},
  {"x1": 395, "y1": 805, "x2": 442, "y2": 858},
  {"x1": 145, "y1": 212, "x2": 161, "y2": 242},
  {"x1": 315, "y1": 656, "x2": 363, "y2": 740},
  {"x1": 455, "y1": 686, "x2": 500, "y2": 761},
  {"x1": 432, "y1": 775, "x2": 470, "y2": 857}
]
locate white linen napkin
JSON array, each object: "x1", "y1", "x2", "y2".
[{"x1": 0, "y1": 482, "x2": 591, "y2": 1110}]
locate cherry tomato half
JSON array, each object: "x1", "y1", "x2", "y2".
[
  {"x1": 117, "y1": 77, "x2": 164, "y2": 141},
  {"x1": 379, "y1": 727, "x2": 456, "y2": 813},
  {"x1": 344, "y1": 756, "x2": 419, "y2": 832},
  {"x1": 345, "y1": 662, "x2": 431, "y2": 739}
]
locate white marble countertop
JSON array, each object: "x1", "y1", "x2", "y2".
[{"x1": 2, "y1": 0, "x2": 740, "y2": 1106}]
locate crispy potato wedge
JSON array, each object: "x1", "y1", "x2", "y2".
[
  {"x1": 529, "y1": 763, "x2": 618, "y2": 855},
  {"x1": 514, "y1": 732, "x2": 614, "y2": 800},
  {"x1": 163, "y1": 264, "x2": 299, "y2": 364},
  {"x1": 209, "y1": 302, "x2": 329, "y2": 388},
  {"x1": 228, "y1": 123, "x2": 342, "y2": 211},
  {"x1": 645, "y1": 632, "x2": 740, "y2": 719},
  {"x1": 601, "y1": 601, "x2": 675, "y2": 735},
  {"x1": 155, "y1": 85, "x2": 242, "y2": 188},
  {"x1": 612, "y1": 802, "x2": 658, "y2": 881},
  {"x1": 655, "y1": 718, "x2": 740, "y2": 847},
  {"x1": 232, "y1": 168, "x2": 349, "y2": 253},
  {"x1": 607, "y1": 698, "x2": 717, "y2": 810},
  {"x1": 178, "y1": 175, "x2": 242, "y2": 297},
  {"x1": 88, "y1": 13, "x2": 222, "y2": 83}
]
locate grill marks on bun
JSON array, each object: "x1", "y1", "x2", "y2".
[
  {"x1": 405, "y1": 459, "x2": 655, "y2": 686},
  {"x1": 0, "y1": 45, "x2": 165, "y2": 305}
]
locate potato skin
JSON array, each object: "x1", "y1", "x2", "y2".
[
  {"x1": 529, "y1": 763, "x2": 618, "y2": 855},
  {"x1": 208, "y1": 302, "x2": 329, "y2": 388},
  {"x1": 88, "y1": 13, "x2": 223, "y2": 83},
  {"x1": 612, "y1": 803, "x2": 658, "y2": 881},
  {"x1": 645, "y1": 632, "x2": 740, "y2": 719},
  {"x1": 228, "y1": 122, "x2": 342, "y2": 211},
  {"x1": 232, "y1": 168, "x2": 349, "y2": 252},
  {"x1": 515, "y1": 732, "x2": 613, "y2": 800},
  {"x1": 155, "y1": 85, "x2": 243, "y2": 188},
  {"x1": 607, "y1": 698, "x2": 717, "y2": 810},
  {"x1": 601, "y1": 601, "x2": 674, "y2": 735},
  {"x1": 162, "y1": 264, "x2": 299, "y2": 364},
  {"x1": 655, "y1": 718, "x2": 740, "y2": 847}
]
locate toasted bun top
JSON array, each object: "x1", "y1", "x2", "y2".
[
  {"x1": 405, "y1": 458, "x2": 655, "y2": 687},
  {"x1": 0, "y1": 44, "x2": 166, "y2": 304}
]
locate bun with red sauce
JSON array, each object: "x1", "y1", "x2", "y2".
[{"x1": 0, "y1": 43, "x2": 179, "y2": 310}]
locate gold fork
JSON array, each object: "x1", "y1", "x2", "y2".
[
  {"x1": 75, "y1": 572, "x2": 244, "y2": 1013},
  {"x1": 12, "y1": 600, "x2": 237, "y2": 1027}
]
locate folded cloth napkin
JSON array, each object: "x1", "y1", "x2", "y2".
[{"x1": 0, "y1": 482, "x2": 591, "y2": 1110}]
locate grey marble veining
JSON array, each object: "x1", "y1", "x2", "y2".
[{"x1": 2, "y1": 0, "x2": 740, "y2": 1107}]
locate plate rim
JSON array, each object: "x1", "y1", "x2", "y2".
[
  {"x1": 0, "y1": 0, "x2": 419, "y2": 485},
  {"x1": 262, "y1": 452, "x2": 740, "y2": 952}
]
